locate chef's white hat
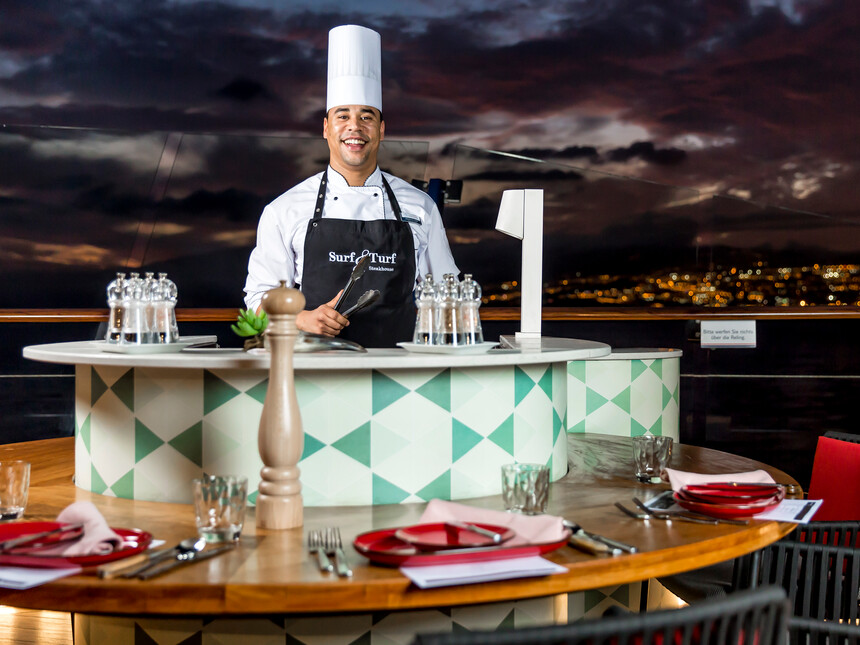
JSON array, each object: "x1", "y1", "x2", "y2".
[{"x1": 326, "y1": 25, "x2": 382, "y2": 113}]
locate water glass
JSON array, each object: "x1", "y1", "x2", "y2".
[
  {"x1": 0, "y1": 461, "x2": 31, "y2": 520},
  {"x1": 192, "y1": 475, "x2": 248, "y2": 542},
  {"x1": 632, "y1": 436, "x2": 674, "y2": 483},
  {"x1": 501, "y1": 463, "x2": 550, "y2": 514}
]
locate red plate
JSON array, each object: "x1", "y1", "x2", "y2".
[
  {"x1": 681, "y1": 483, "x2": 782, "y2": 504},
  {"x1": 394, "y1": 523, "x2": 516, "y2": 550},
  {"x1": 673, "y1": 491, "x2": 784, "y2": 519},
  {"x1": 354, "y1": 527, "x2": 571, "y2": 567},
  {"x1": 0, "y1": 521, "x2": 152, "y2": 569}
]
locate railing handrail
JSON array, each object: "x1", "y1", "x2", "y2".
[{"x1": 2, "y1": 307, "x2": 860, "y2": 323}]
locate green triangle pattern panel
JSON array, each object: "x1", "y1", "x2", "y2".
[
  {"x1": 496, "y1": 609, "x2": 516, "y2": 631},
  {"x1": 203, "y1": 370, "x2": 241, "y2": 414},
  {"x1": 631, "y1": 418, "x2": 648, "y2": 437},
  {"x1": 346, "y1": 632, "x2": 372, "y2": 645},
  {"x1": 568, "y1": 360, "x2": 586, "y2": 383},
  {"x1": 372, "y1": 473, "x2": 410, "y2": 505},
  {"x1": 91, "y1": 464, "x2": 109, "y2": 495},
  {"x1": 452, "y1": 419, "x2": 483, "y2": 462},
  {"x1": 301, "y1": 433, "x2": 327, "y2": 461},
  {"x1": 552, "y1": 409, "x2": 563, "y2": 444},
  {"x1": 488, "y1": 414, "x2": 515, "y2": 455},
  {"x1": 111, "y1": 469, "x2": 135, "y2": 499},
  {"x1": 537, "y1": 366, "x2": 553, "y2": 400},
  {"x1": 135, "y1": 419, "x2": 164, "y2": 463},
  {"x1": 662, "y1": 384, "x2": 674, "y2": 410},
  {"x1": 332, "y1": 422, "x2": 371, "y2": 467},
  {"x1": 612, "y1": 387, "x2": 631, "y2": 413},
  {"x1": 91, "y1": 367, "x2": 109, "y2": 407},
  {"x1": 79, "y1": 413, "x2": 92, "y2": 454},
  {"x1": 168, "y1": 421, "x2": 203, "y2": 466},
  {"x1": 514, "y1": 366, "x2": 535, "y2": 406},
  {"x1": 648, "y1": 359, "x2": 662, "y2": 379},
  {"x1": 111, "y1": 369, "x2": 135, "y2": 412},
  {"x1": 416, "y1": 470, "x2": 451, "y2": 501},
  {"x1": 245, "y1": 378, "x2": 269, "y2": 405},
  {"x1": 631, "y1": 359, "x2": 648, "y2": 382},
  {"x1": 586, "y1": 387, "x2": 609, "y2": 414},
  {"x1": 416, "y1": 369, "x2": 451, "y2": 411},
  {"x1": 372, "y1": 370, "x2": 411, "y2": 414}
]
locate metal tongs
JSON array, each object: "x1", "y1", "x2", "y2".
[
  {"x1": 341, "y1": 289, "x2": 380, "y2": 318},
  {"x1": 334, "y1": 255, "x2": 371, "y2": 312}
]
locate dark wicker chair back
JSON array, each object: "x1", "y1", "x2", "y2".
[
  {"x1": 750, "y1": 540, "x2": 860, "y2": 645},
  {"x1": 411, "y1": 586, "x2": 789, "y2": 645}
]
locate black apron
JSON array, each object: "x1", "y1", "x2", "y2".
[{"x1": 300, "y1": 170, "x2": 417, "y2": 348}]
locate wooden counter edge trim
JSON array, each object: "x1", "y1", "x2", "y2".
[
  {"x1": 4, "y1": 307, "x2": 860, "y2": 323},
  {"x1": 0, "y1": 521, "x2": 795, "y2": 616}
]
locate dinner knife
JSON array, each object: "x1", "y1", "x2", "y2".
[
  {"x1": 444, "y1": 521, "x2": 507, "y2": 544},
  {"x1": 137, "y1": 544, "x2": 235, "y2": 580},
  {"x1": 563, "y1": 521, "x2": 635, "y2": 555}
]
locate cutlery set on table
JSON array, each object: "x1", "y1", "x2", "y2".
[
  {"x1": 0, "y1": 520, "x2": 235, "y2": 582},
  {"x1": 344, "y1": 517, "x2": 636, "y2": 571},
  {"x1": 307, "y1": 527, "x2": 353, "y2": 577},
  {"x1": 616, "y1": 482, "x2": 789, "y2": 524}
]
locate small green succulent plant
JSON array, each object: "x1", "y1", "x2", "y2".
[{"x1": 231, "y1": 308, "x2": 268, "y2": 350}]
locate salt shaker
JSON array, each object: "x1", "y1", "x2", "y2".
[
  {"x1": 156, "y1": 273, "x2": 179, "y2": 343},
  {"x1": 434, "y1": 273, "x2": 463, "y2": 346},
  {"x1": 459, "y1": 274, "x2": 484, "y2": 345},
  {"x1": 412, "y1": 274, "x2": 436, "y2": 345},
  {"x1": 105, "y1": 272, "x2": 126, "y2": 343},
  {"x1": 120, "y1": 272, "x2": 146, "y2": 344}
]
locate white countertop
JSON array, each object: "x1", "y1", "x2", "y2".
[{"x1": 23, "y1": 336, "x2": 613, "y2": 371}]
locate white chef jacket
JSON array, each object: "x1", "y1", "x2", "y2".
[{"x1": 244, "y1": 166, "x2": 459, "y2": 311}]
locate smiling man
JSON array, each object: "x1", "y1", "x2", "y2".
[{"x1": 244, "y1": 25, "x2": 458, "y2": 347}]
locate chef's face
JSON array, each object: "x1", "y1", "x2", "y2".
[{"x1": 323, "y1": 105, "x2": 385, "y2": 183}]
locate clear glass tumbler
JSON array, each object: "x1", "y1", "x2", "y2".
[
  {"x1": 632, "y1": 435, "x2": 674, "y2": 483},
  {"x1": 0, "y1": 461, "x2": 30, "y2": 520},
  {"x1": 501, "y1": 463, "x2": 550, "y2": 514},
  {"x1": 192, "y1": 475, "x2": 248, "y2": 542}
]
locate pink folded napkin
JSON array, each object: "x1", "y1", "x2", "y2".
[
  {"x1": 49, "y1": 501, "x2": 123, "y2": 556},
  {"x1": 418, "y1": 499, "x2": 567, "y2": 546},
  {"x1": 664, "y1": 468, "x2": 776, "y2": 492}
]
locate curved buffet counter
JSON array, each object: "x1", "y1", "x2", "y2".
[
  {"x1": 23, "y1": 338, "x2": 612, "y2": 506},
  {"x1": 0, "y1": 435, "x2": 798, "y2": 644}
]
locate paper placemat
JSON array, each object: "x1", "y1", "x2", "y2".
[{"x1": 401, "y1": 555, "x2": 566, "y2": 589}]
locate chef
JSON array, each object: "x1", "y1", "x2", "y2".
[{"x1": 243, "y1": 24, "x2": 459, "y2": 347}]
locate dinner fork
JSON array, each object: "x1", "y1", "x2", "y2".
[
  {"x1": 615, "y1": 500, "x2": 717, "y2": 525},
  {"x1": 307, "y1": 530, "x2": 333, "y2": 573},
  {"x1": 324, "y1": 527, "x2": 353, "y2": 578}
]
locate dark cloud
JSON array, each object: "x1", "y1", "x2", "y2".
[
  {"x1": 215, "y1": 77, "x2": 277, "y2": 103},
  {"x1": 608, "y1": 141, "x2": 687, "y2": 165}
]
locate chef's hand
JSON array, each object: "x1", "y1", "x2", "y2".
[{"x1": 296, "y1": 291, "x2": 349, "y2": 336}]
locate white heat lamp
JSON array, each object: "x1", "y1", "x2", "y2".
[{"x1": 495, "y1": 189, "x2": 544, "y2": 348}]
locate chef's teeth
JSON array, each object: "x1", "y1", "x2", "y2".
[{"x1": 343, "y1": 139, "x2": 365, "y2": 145}]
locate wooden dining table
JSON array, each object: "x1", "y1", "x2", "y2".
[{"x1": 0, "y1": 434, "x2": 799, "y2": 642}]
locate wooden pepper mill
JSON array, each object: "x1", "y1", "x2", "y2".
[{"x1": 256, "y1": 280, "x2": 305, "y2": 529}]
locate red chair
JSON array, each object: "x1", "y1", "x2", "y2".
[{"x1": 807, "y1": 434, "x2": 860, "y2": 521}]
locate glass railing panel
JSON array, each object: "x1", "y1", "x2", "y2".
[
  {"x1": 707, "y1": 195, "x2": 860, "y2": 307},
  {"x1": 0, "y1": 125, "x2": 429, "y2": 308},
  {"x1": 0, "y1": 125, "x2": 170, "y2": 307},
  {"x1": 446, "y1": 145, "x2": 709, "y2": 308}
]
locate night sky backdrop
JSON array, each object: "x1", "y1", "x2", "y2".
[{"x1": 1, "y1": 0, "x2": 858, "y2": 306}]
